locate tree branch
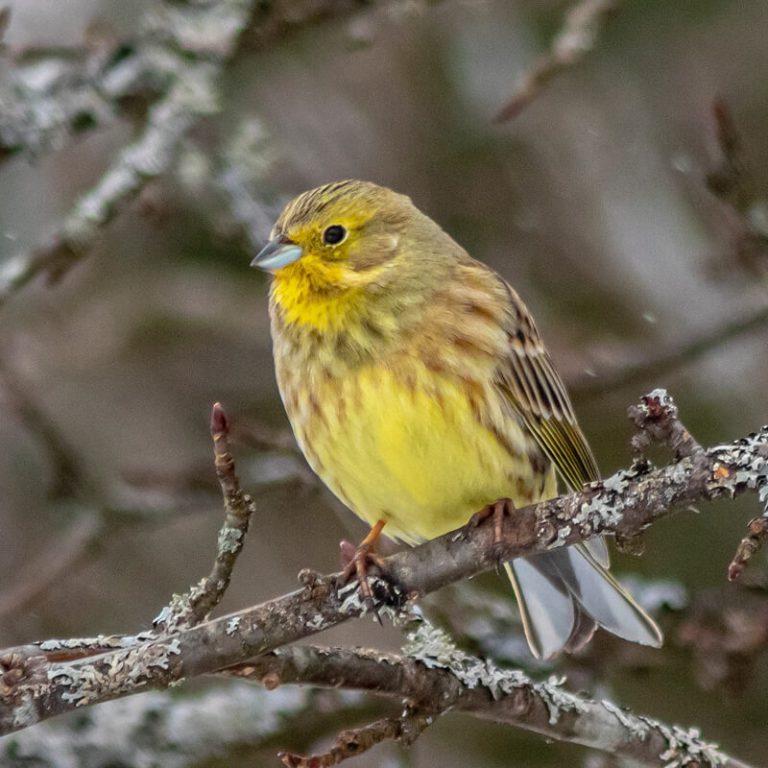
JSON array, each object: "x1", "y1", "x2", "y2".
[
  {"x1": 223, "y1": 622, "x2": 753, "y2": 768},
  {"x1": 495, "y1": 0, "x2": 620, "y2": 122},
  {"x1": 569, "y1": 302, "x2": 768, "y2": 400},
  {"x1": 0, "y1": 0, "x2": 441, "y2": 310},
  {"x1": 1, "y1": 679, "x2": 378, "y2": 768},
  {"x1": 0, "y1": 0, "x2": 251, "y2": 307},
  {"x1": 0, "y1": 390, "x2": 766, "y2": 766}
]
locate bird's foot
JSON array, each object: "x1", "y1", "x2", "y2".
[
  {"x1": 462, "y1": 497, "x2": 515, "y2": 556},
  {"x1": 336, "y1": 520, "x2": 401, "y2": 620}
]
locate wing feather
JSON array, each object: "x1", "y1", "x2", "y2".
[{"x1": 495, "y1": 278, "x2": 599, "y2": 491}]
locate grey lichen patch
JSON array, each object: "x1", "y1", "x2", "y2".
[
  {"x1": 639, "y1": 717, "x2": 728, "y2": 768},
  {"x1": 304, "y1": 613, "x2": 331, "y2": 632},
  {"x1": 11, "y1": 696, "x2": 39, "y2": 730},
  {"x1": 336, "y1": 583, "x2": 367, "y2": 617},
  {"x1": 38, "y1": 633, "x2": 154, "y2": 653},
  {"x1": 217, "y1": 526, "x2": 244, "y2": 555},
  {"x1": 571, "y1": 495, "x2": 625, "y2": 538},
  {"x1": 403, "y1": 619, "x2": 586, "y2": 725},
  {"x1": 335, "y1": 579, "x2": 405, "y2": 624},
  {"x1": 601, "y1": 699, "x2": 650, "y2": 739},
  {"x1": 708, "y1": 430, "x2": 768, "y2": 498},
  {"x1": 48, "y1": 641, "x2": 182, "y2": 708},
  {"x1": 225, "y1": 617, "x2": 242, "y2": 636}
]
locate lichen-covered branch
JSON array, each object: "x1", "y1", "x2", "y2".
[
  {"x1": 495, "y1": 0, "x2": 620, "y2": 122},
  {"x1": 2, "y1": 633, "x2": 753, "y2": 768},
  {"x1": 222, "y1": 621, "x2": 753, "y2": 768},
  {"x1": 1, "y1": 390, "x2": 766, "y2": 757}
]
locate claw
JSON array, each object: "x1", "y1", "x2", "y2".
[
  {"x1": 462, "y1": 498, "x2": 516, "y2": 557},
  {"x1": 337, "y1": 520, "x2": 389, "y2": 621}
]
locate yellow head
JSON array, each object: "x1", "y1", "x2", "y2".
[{"x1": 252, "y1": 180, "x2": 455, "y2": 335}]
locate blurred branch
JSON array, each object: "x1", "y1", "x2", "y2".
[
  {"x1": 0, "y1": 359, "x2": 86, "y2": 500},
  {"x1": 0, "y1": 513, "x2": 105, "y2": 620},
  {"x1": 495, "y1": 0, "x2": 620, "y2": 122},
  {"x1": 705, "y1": 98, "x2": 768, "y2": 278},
  {"x1": 0, "y1": 37, "x2": 151, "y2": 163},
  {"x1": 0, "y1": 0, "x2": 254, "y2": 309},
  {"x1": 568, "y1": 101, "x2": 768, "y2": 400},
  {"x1": 569, "y1": 302, "x2": 768, "y2": 399},
  {"x1": 0, "y1": 357, "x2": 208, "y2": 621},
  {"x1": 0, "y1": 390, "x2": 766, "y2": 768},
  {"x1": 1, "y1": 682, "x2": 377, "y2": 768},
  {"x1": 0, "y1": 0, "x2": 441, "y2": 310}
]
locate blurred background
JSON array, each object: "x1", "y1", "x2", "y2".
[{"x1": 1, "y1": 0, "x2": 767, "y2": 765}]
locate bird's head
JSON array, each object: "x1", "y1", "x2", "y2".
[{"x1": 252, "y1": 180, "x2": 450, "y2": 333}]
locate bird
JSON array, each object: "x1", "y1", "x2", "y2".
[{"x1": 251, "y1": 179, "x2": 662, "y2": 658}]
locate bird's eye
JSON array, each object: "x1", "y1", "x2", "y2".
[{"x1": 322, "y1": 225, "x2": 347, "y2": 246}]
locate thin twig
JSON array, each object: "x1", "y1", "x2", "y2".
[
  {"x1": 705, "y1": 98, "x2": 768, "y2": 277},
  {"x1": 153, "y1": 403, "x2": 257, "y2": 632},
  {"x1": 728, "y1": 512, "x2": 768, "y2": 582},
  {"x1": 495, "y1": 0, "x2": 620, "y2": 122},
  {"x1": 628, "y1": 389, "x2": 703, "y2": 460},
  {"x1": 278, "y1": 709, "x2": 432, "y2": 768}
]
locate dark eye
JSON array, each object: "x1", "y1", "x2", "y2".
[{"x1": 322, "y1": 225, "x2": 347, "y2": 245}]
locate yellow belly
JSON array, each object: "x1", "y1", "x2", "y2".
[{"x1": 284, "y1": 362, "x2": 555, "y2": 543}]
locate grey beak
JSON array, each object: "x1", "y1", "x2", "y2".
[{"x1": 251, "y1": 236, "x2": 303, "y2": 272}]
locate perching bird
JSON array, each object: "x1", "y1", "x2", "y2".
[{"x1": 252, "y1": 179, "x2": 662, "y2": 658}]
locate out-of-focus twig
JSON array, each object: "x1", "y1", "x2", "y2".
[
  {"x1": 0, "y1": 359, "x2": 212, "y2": 622},
  {"x1": 0, "y1": 359, "x2": 85, "y2": 499},
  {"x1": 569, "y1": 101, "x2": 768, "y2": 401},
  {"x1": 705, "y1": 98, "x2": 768, "y2": 277},
  {"x1": 569, "y1": 302, "x2": 768, "y2": 400},
  {"x1": 0, "y1": 1, "x2": 253, "y2": 308},
  {"x1": 495, "y1": 0, "x2": 620, "y2": 122},
  {"x1": 0, "y1": 514, "x2": 104, "y2": 620}
]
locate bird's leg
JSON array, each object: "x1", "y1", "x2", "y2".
[
  {"x1": 338, "y1": 519, "x2": 388, "y2": 608},
  {"x1": 462, "y1": 498, "x2": 516, "y2": 552}
]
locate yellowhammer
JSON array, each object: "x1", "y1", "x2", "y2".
[{"x1": 252, "y1": 179, "x2": 662, "y2": 658}]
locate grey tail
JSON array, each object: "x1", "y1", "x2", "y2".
[{"x1": 504, "y1": 544, "x2": 663, "y2": 659}]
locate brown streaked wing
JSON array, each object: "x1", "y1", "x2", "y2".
[{"x1": 494, "y1": 279, "x2": 600, "y2": 492}]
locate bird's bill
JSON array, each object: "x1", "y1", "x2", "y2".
[{"x1": 251, "y1": 237, "x2": 303, "y2": 272}]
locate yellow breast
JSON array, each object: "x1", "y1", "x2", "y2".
[{"x1": 278, "y1": 358, "x2": 556, "y2": 543}]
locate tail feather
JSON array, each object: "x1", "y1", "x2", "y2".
[
  {"x1": 504, "y1": 559, "x2": 575, "y2": 659},
  {"x1": 506, "y1": 545, "x2": 662, "y2": 659}
]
